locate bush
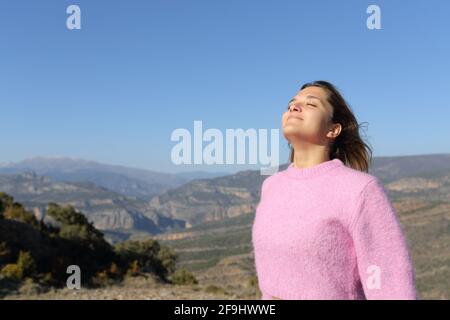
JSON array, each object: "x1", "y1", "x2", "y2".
[
  {"x1": 91, "y1": 262, "x2": 123, "y2": 287},
  {"x1": 1, "y1": 264, "x2": 22, "y2": 280},
  {"x1": 126, "y1": 260, "x2": 140, "y2": 277},
  {"x1": 157, "y1": 246, "x2": 177, "y2": 275},
  {"x1": 247, "y1": 275, "x2": 258, "y2": 287},
  {"x1": 0, "y1": 242, "x2": 11, "y2": 265},
  {"x1": 3, "y1": 204, "x2": 38, "y2": 226},
  {"x1": 203, "y1": 284, "x2": 227, "y2": 295},
  {"x1": 114, "y1": 239, "x2": 177, "y2": 281},
  {"x1": 0, "y1": 194, "x2": 180, "y2": 290},
  {"x1": 45, "y1": 203, "x2": 118, "y2": 284},
  {"x1": 18, "y1": 277, "x2": 44, "y2": 295},
  {"x1": 37, "y1": 272, "x2": 55, "y2": 287},
  {"x1": 109, "y1": 262, "x2": 121, "y2": 278},
  {"x1": 0, "y1": 193, "x2": 13, "y2": 216},
  {"x1": 16, "y1": 251, "x2": 36, "y2": 278},
  {"x1": 46, "y1": 203, "x2": 105, "y2": 242},
  {"x1": 91, "y1": 270, "x2": 111, "y2": 287},
  {"x1": 170, "y1": 266, "x2": 198, "y2": 285},
  {"x1": 1, "y1": 251, "x2": 37, "y2": 281}
]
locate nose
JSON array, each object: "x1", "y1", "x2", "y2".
[{"x1": 288, "y1": 104, "x2": 301, "y2": 112}]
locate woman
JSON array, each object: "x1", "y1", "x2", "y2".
[{"x1": 251, "y1": 80, "x2": 417, "y2": 300}]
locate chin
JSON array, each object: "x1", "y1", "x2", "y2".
[
  {"x1": 283, "y1": 127, "x2": 301, "y2": 136},
  {"x1": 283, "y1": 131, "x2": 300, "y2": 142}
]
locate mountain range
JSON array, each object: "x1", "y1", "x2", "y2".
[
  {"x1": 0, "y1": 154, "x2": 449, "y2": 242},
  {"x1": 0, "y1": 157, "x2": 230, "y2": 200}
]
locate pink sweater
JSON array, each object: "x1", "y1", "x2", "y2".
[{"x1": 251, "y1": 158, "x2": 417, "y2": 300}]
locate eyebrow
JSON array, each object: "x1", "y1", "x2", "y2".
[{"x1": 288, "y1": 95, "x2": 323, "y2": 105}]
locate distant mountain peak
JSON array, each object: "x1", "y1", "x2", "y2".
[
  {"x1": 18, "y1": 170, "x2": 38, "y2": 178},
  {"x1": 19, "y1": 156, "x2": 97, "y2": 166}
]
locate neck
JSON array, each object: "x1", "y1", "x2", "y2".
[{"x1": 291, "y1": 145, "x2": 330, "y2": 169}]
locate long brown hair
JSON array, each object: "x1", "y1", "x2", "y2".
[{"x1": 288, "y1": 80, "x2": 373, "y2": 172}]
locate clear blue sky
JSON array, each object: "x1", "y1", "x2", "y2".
[{"x1": 1, "y1": 0, "x2": 449, "y2": 173}]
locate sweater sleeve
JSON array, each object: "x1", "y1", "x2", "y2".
[
  {"x1": 348, "y1": 177, "x2": 417, "y2": 300},
  {"x1": 258, "y1": 177, "x2": 271, "y2": 203},
  {"x1": 261, "y1": 291, "x2": 273, "y2": 300}
]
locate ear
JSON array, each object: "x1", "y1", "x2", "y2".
[{"x1": 327, "y1": 123, "x2": 342, "y2": 139}]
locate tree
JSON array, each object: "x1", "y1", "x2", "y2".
[
  {"x1": 3, "y1": 202, "x2": 38, "y2": 226},
  {"x1": 114, "y1": 239, "x2": 177, "y2": 281},
  {"x1": 157, "y1": 245, "x2": 177, "y2": 276},
  {"x1": 0, "y1": 192, "x2": 14, "y2": 216},
  {"x1": 46, "y1": 203, "x2": 104, "y2": 242}
]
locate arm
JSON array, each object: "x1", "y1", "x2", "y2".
[{"x1": 349, "y1": 178, "x2": 417, "y2": 300}]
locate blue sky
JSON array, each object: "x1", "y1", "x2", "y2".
[{"x1": 0, "y1": 0, "x2": 449, "y2": 173}]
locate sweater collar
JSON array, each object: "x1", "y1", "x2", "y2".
[{"x1": 285, "y1": 158, "x2": 344, "y2": 179}]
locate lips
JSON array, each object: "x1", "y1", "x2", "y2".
[{"x1": 288, "y1": 114, "x2": 303, "y2": 121}]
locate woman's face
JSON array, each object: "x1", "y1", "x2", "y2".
[{"x1": 282, "y1": 86, "x2": 335, "y2": 145}]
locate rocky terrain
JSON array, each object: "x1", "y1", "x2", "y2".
[
  {"x1": 0, "y1": 171, "x2": 185, "y2": 235},
  {"x1": 2, "y1": 259, "x2": 261, "y2": 300},
  {"x1": 1, "y1": 154, "x2": 449, "y2": 299},
  {"x1": 1, "y1": 154, "x2": 449, "y2": 238}
]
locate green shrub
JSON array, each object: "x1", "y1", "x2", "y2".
[
  {"x1": 18, "y1": 277, "x2": 44, "y2": 295},
  {"x1": 157, "y1": 245, "x2": 177, "y2": 275},
  {"x1": 0, "y1": 242, "x2": 11, "y2": 265},
  {"x1": 170, "y1": 266, "x2": 198, "y2": 285},
  {"x1": 0, "y1": 192, "x2": 13, "y2": 216},
  {"x1": 91, "y1": 262, "x2": 123, "y2": 287},
  {"x1": 203, "y1": 284, "x2": 227, "y2": 294},
  {"x1": 3, "y1": 204, "x2": 38, "y2": 226},
  {"x1": 46, "y1": 203, "x2": 105, "y2": 242},
  {"x1": 91, "y1": 270, "x2": 111, "y2": 287},
  {"x1": 0, "y1": 194, "x2": 180, "y2": 290},
  {"x1": 247, "y1": 275, "x2": 257, "y2": 287},
  {"x1": 109, "y1": 262, "x2": 121, "y2": 279},
  {"x1": 114, "y1": 239, "x2": 177, "y2": 280},
  {"x1": 126, "y1": 260, "x2": 141, "y2": 277},
  {"x1": 0, "y1": 251, "x2": 36, "y2": 281},
  {"x1": 38, "y1": 272, "x2": 55, "y2": 287},
  {"x1": 1, "y1": 263, "x2": 22, "y2": 280},
  {"x1": 16, "y1": 251, "x2": 36, "y2": 278}
]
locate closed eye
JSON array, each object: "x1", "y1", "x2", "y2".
[{"x1": 287, "y1": 102, "x2": 317, "y2": 110}]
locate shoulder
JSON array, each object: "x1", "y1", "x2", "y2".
[
  {"x1": 330, "y1": 164, "x2": 389, "y2": 222},
  {"x1": 258, "y1": 166, "x2": 288, "y2": 196},
  {"x1": 340, "y1": 166, "x2": 397, "y2": 230},
  {"x1": 259, "y1": 171, "x2": 280, "y2": 194},
  {"x1": 333, "y1": 163, "x2": 381, "y2": 194}
]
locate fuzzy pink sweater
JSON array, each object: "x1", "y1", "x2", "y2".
[{"x1": 251, "y1": 158, "x2": 417, "y2": 300}]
